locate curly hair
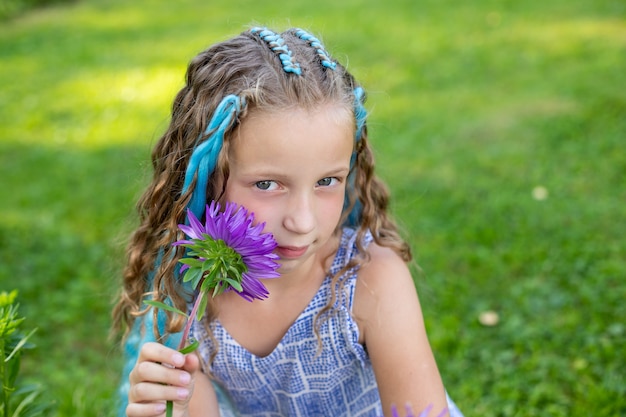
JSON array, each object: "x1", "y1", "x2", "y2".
[{"x1": 112, "y1": 27, "x2": 411, "y2": 362}]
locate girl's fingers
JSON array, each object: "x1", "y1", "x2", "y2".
[
  {"x1": 129, "y1": 342, "x2": 192, "y2": 387},
  {"x1": 182, "y1": 351, "x2": 201, "y2": 373},
  {"x1": 127, "y1": 382, "x2": 193, "y2": 416},
  {"x1": 126, "y1": 400, "x2": 167, "y2": 417},
  {"x1": 130, "y1": 381, "x2": 191, "y2": 403},
  {"x1": 127, "y1": 342, "x2": 200, "y2": 417},
  {"x1": 138, "y1": 342, "x2": 186, "y2": 368},
  {"x1": 132, "y1": 360, "x2": 192, "y2": 388}
]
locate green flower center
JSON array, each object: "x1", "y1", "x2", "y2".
[{"x1": 180, "y1": 235, "x2": 248, "y2": 297}]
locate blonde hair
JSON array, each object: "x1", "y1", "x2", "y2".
[{"x1": 112, "y1": 27, "x2": 411, "y2": 359}]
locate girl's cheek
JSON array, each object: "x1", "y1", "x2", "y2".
[{"x1": 237, "y1": 198, "x2": 276, "y2": 227}]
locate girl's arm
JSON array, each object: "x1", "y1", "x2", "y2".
[
  {"x1": 126, "y1": 342, "x2": 219, "y2": 417},
  {"x1": 354, "y1": 243, "x2": 448, "y2": 417}
]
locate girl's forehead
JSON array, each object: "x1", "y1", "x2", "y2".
[
  {"x1": 241, "y1": 103, "x2": 354, "y2": 133},
  {"x1": 229, "y1": 104, "x2": 354, "y2": 166}
]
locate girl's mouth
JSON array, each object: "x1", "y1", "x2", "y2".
[{"x1": 275, "y1": 245, "x2": 308, "y2": 259}]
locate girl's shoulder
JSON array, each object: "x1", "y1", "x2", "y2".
[
  {"x1": 358, "y1": 241, "x2": 413, "y2": 295},
  {"x1": 353, "y1": 239, "x2": 418, "y2": 342},
  {"x1": 335, "y1": 226, "x2": 410, "y2": 288}
]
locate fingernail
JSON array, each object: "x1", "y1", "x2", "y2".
[
  {"x1": 155, "y1": 403, "x2": 166, "y2": 413},
  {"x1": 178, "y1": 388, "x2": 190, "y2": 399},
  {"x1": 180, "y1": 371, "x2": 191, "y2": 384},
  {"x1": 172, "y1": 352, "x2": 185, "y2": 367}
]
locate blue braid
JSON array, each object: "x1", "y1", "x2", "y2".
[
  {"x1": 250, "y1": 27, "x2": 302, "y2": 75},
  {"x1": 344, "y1": 87, "x2": 367, "y2": 227},
  {"x1": 182, "y1": 94, "x2": 246, "y2": 220},
  {"x1": 118, "y1": 94, "x2": 245, "y2": 413},
  {"x1": 353, "y1": 86, "x2": 367, "y2": 142},
  {"x1": 294, "y1": 28, "x2": 337, "y2": 70}
]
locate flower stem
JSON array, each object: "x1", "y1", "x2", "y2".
[
  {"x1": 165, "y1": 285, "x2": 205, "y2": 417},
  {"x1": 177, "y1": 286, "x2": 204, "y2": 351}
]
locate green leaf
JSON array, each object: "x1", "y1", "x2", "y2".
[
  {"x1": 196, "y1": 293, "x2": 208, "y2": 321},
  {"x1": 228, "y1": 265, "x2": 244, "y2": 279},
  {"x1": 182, "y1": 267, "x2": 203, "y2": 289},
  {"x1": 202, "y1": 258, "x2": 217, "y2": 271},
  {"x1": 178, "y1": 258, "x2": 204, "y2": 268},
  {"x1": 179, "y1": 339, "x2": 199, "y2": 354},
  {"x1": 224, "y1": 277, "x2": 243, "y2": 292},
  {"x1": 10, "y1": 388, "x2": 40, "y2": 417},
  {"x1": 212, "y1": 282, "x2": 224, "y2": 298},
  {"x1": 201, "y1": 268, "x2": 220, "y2": 291},
  {"x1": 5, "y1": 328, "x2": 36, "y2": 362},
  {"x1": 7, "y1": 352, "x2": 20, "y2": 386},
  {"x1": 0, "y1": 289, "x2": 18, "y2": 307},
  {"x1": 143, "y1": 300, "x2": 188, "y2": 317}
]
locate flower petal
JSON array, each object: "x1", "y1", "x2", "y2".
[{"x1": 186, "y1": 209, "x2": 206, "y2": 238}]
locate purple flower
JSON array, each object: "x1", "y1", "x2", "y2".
[
  {"x1": 174, "y1": 201, "x2": 280, "y2": 302},
  {"x1": 145, "y1": 201, "x2": 279, "y2": 417}
]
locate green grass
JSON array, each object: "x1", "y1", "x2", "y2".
[{"x1": 1, "y1": 0, "x2": 625, "y2": 416}]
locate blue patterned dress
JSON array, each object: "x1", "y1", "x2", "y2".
[{"x1": 191, "y1": 227, "x2": 464, "y2": 417}]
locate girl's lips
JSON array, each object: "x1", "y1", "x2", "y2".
[{"x1": 275, "y1": 245, "x2": 308, "y2": 259}]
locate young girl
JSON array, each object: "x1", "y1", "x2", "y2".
[{"x1": 113, "y1": 27, "x2": 464, "y2": 417}]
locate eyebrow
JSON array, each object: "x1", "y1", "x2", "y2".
[
  {"x1": 323, "y1": 166, "x2": 351, "y2": 177},
  {"x1": 240, "y1": 165, "x2": 350, "y2": 178}
]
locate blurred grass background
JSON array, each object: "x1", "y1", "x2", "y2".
[{"x1": 0, "y1": 0, "x2": 624, "y2": 416}]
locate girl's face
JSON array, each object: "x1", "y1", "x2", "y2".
[{"x1": 224, "y1": 104, "x2": 354, "y2": 275}]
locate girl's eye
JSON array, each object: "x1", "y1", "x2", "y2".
[
  {"x1": 255, "y1": 180, "x2": 277, "y2": 191},
  {"x1": 317, "y1": 177, "x2": 338, "y2": 187}
]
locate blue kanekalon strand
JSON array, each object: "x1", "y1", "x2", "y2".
[
  {"x1": 251, "y1": 27, "x2": 302, "y2": 75},
  {"x1": 182, "y1": 94, "x2": 246, "y2": 221},
  {"x1": 353, "y1": 86, "x2": 367, "y2": 143},
  {"x1": 344, "y1": 87, "x2": 367, "y2": 227},
  {"x1": 294, "y1": 28, "x2": 337, "y2": 70}
]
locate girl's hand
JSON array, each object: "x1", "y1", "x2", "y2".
[{"x1": 126, "y1": 342, "x2": 200, "y2": 417}]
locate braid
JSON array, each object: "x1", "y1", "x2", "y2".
[
  {"x1": 341, "y1": 86, "x2": 368, "y2": 227},
  {"x1": 182, "y1": 94, "x2": 246, "y2": 220},
  {"x1": 294, "y1": 29, "x2": 337, "y2": 70},
  {"x1": 250, "y1": 27, "x2": 302, "y2": 75},
  {"x1": 353, "y1": 86, "x2": 367, "y2": 142}
]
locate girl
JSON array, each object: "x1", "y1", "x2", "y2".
[{"x1": 113, "y1": 27, "x2": 464, "y2": 417}]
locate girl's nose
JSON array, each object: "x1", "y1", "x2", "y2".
[{"x1": 283, "y1": 192, "x2": 316, "y2": 235}]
